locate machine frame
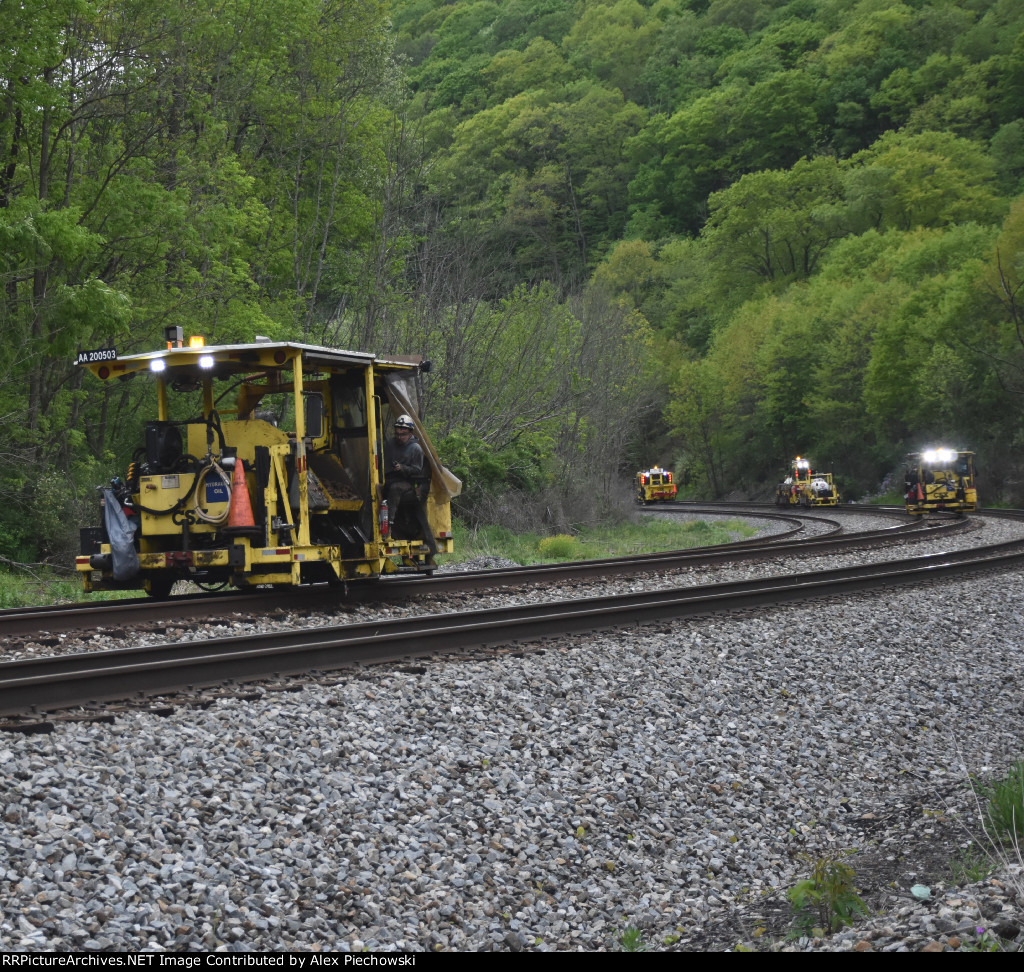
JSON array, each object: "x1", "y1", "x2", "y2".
[
  {"x1": 635, "y1": 466, "x2": 677, "y2": 504},
  {"x1": 904, "y1": 448, "x2": 977, "y2": 516},
  {"x1": 75, "y1": 337, "x2": 455, "y2": 595},
  {"x1": 775, "y1": 457, "x2": 841, "y2": 507}
]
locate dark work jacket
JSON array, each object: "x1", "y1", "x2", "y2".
[{"x1": 384, "y1": 435, "x2": 426, "y2": 484}]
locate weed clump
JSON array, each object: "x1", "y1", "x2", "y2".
[
  {"x1": 985, "y1": 759, "x2": 1024, "y2": 840},
  {"x1": 950, "y1": 844, "x2": 998, "y2": 884},
  {"x1": 787, "y1": 852, "x2": 867, "y2": 939},
  {"x1": 536, "y1": 534, "x2": 582, "y2": 560},
  {"x1": 617, "y1": 926, "x2": 646, "y2": 951}
]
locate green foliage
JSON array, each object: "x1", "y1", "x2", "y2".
[
  {"x1": 395, "y1": 0, "x2": 1024, "y2": 298},
  {"x1": 0, "y1": 567, "x2": 125, "y2": 609},
  {"x1": 950, "y1": 844, "x2": 998, "y2": 884},
  {"x1": 704, "y1": 157, "x2": 847, "y2": 286},
  {"x1": 787, "y1": 853, "x2": 868, "y2": 938},
  {"x1": 536, "y1": 534, "x2": 581, "y2": 560},
  {"x1": 449, "y1": 515, "x2": 757, "y2": 565},
  {"x1": 6, "y1": 0, "x2": 1024, "y2": 548},
  {"x1": 666, "y1": 357, "x2": 730, "y2": 496},
  {"x1": 665, "y1": 192, "x2": 1024, "y2": 499},
  {"x1": 845, "y1": 130, "x2": 1003, "y2": 233},
  {"x1": 323, "y1": 5, "x2": 1024, "y2": 511},
  {"x1": 561, "y1": 0, "x2": 660, "y2": 102},
  {"x1": 617, "y1": 926, "x2": 647, "y2": 952},
  {"x1": 0, "y1": 522, "x2": 38, "y2": 568},
  {"x1": 984, "y1": 760, "x2": 1024, "y2": 841},
  {"x1": 439, "y1": 430, "x2": 552, "y2": 497}
]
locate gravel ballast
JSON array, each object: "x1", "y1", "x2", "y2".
[{"x1": 1, "y1": 512, "x2": 1022, "y2": 952}]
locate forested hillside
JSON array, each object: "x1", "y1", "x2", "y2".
[
  {"x1": 394, "y1": 0, "x2": 1024, "y2": 500},
  {"x1": 3, "y1": 0, "x2": 1024, "y2": 564}
]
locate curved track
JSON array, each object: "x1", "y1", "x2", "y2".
[
  {"x1": 1, "y1": 506, "x2": 1016, "y2": 725},
  {"x1": 0, "y1": 506, "x2": 954, "y2": 639}
]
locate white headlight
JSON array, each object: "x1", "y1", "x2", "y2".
[
  {"x1": 150, "y1": 359, "x2": 166, "y2": 373},
  {"x1": 198, "y1": 355, "x2": 214, "y2": 369}
]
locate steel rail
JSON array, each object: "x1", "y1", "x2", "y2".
[
  {"x1": 0, "y1": 509, "x2": 950, "y2": 639},
  {"x1": 3, "y1": 530, "x2": 1022, "y2": 721},
  {"x1": 5, "y1": 507, "x2": 810, "y2": 628}
]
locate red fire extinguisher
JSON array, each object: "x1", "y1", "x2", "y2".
[{"x1": 379, "y1": 499, "x2": 389, "y2": 537}]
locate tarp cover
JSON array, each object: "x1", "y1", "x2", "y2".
[
  {"x1": 384, "y1": 374, "x2": 463, "y2": 500},
  {"x1": 103, "y1": 489, "x2": 140, "y2": 581}
]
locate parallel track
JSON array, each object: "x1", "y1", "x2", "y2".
[
  {"x1": 0, "y1": 507, "x2": 952, "y2": 638},
  {"x1": 0, "y1": 506, "x2": 1016, "y2": 724}
]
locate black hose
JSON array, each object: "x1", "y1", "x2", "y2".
[{"x1": 207, "y1": 409, "x2": 228, "y2": 455}]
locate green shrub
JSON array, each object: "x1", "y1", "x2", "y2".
[
  {"x1": 439, "y1": 429, "x2": 551, "y2": 497},
  {"x1": 537, "y1": 534, "x2": 581, "y2": 559},
  {"x1": 617, "y1": 926, "x2": 646, "y2": 952},
  {"x1": 0, "y1": 522, "x2": 37, "y2": 565},
  {"x1": 787, "y1": 853, "x2": 867, "y2": 938}
]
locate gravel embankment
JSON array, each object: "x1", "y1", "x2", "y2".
[{"x1": 1, "y1": 512, "x2": 1022, "y2": 952}]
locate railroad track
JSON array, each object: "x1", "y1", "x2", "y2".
[
  {"x1": 0, "y1": 506, "x2": 955, "y2": 639},
  {"x1": 0, "y1": 506, "x2": 1014, "y2": 727}
]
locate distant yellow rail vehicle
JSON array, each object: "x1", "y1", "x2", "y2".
[
  {"x1": 904, "y1": 448, "x2": 977, "y2": 516},
  {"x1": 635, "y1": 466, "x2": 677, "y2": 505},
  {"x1": 75, "y1": 332, "x2": 460, "y2": 597},
  {"x1": 775, "y1": 457, "x2": 841, "y2": 507}
]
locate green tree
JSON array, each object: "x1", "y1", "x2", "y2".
[
  {"x1": 627, "y1": 70, "x2": 819, "y2": 234},
  {"x1": 482, "y1": 39, "x2": 572, "y2": 105},
  {"x1": 434, "y1": 82, "x2": 645, "y2": 281},
  {"x1": 666, "y1": 356, "x2": 729, "y2": 496},
  {"x1": 703, "y1": 157, "x2": 847, "y2": 288},
  {"x1": 0, "y1": 0, "x2": 397, "y2": 561},
  {"x1": 490, "y1": 0, "x2": 576, "y2": 49},
  {"x1": 844, "y1": 130, "x2": 1003, "y2": 232},
  {"x1": 561, "y1": 0, "x2": 661, "y2": 102}
]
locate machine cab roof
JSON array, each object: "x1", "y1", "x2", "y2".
[{"x1": 80, "y1": 339, "x2": 418, "y2": 382}]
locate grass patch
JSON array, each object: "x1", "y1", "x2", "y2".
[
  {"x1": 2, "y1": 515, "x2": 762, "y2": 605},
  {"x1": 954, "y1": 757, "x2": 1024, "y2": 906},
  {"x1": 862, "y1": 491, "x2": 905, "y2": 505},
  {"x1": 857, "y1": 480, "x2": 907, "y2": 505},
  {"x1": 950, "y1": 843, "x2": 998, "y2": 884},
  {"x1": 450, "y1": 516, "x2": 759, "y2": 565},
  {"x1": 0, "y1": 569, "x2": 126, "y2": 609},
  {"x1": 985, "y1": 759, "x2": 1024, "y2": 841}
]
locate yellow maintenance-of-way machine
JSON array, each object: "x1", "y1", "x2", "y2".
[
  {"x1": 904, "y1": 448, "x2": 977, "y2": 516},
  {"x1": 75, "y1": 331, "x2": 460, "y2": 596},
  {"x1": 775, "y1": 457, "x2": 841, "y2": 507},
  {"x1": 634, "y1": 466, "x2": 678, "y2": 504}
]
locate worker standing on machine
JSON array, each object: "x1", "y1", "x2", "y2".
[{"x1": 384, "y1": 414, "x2": 438, "y2": 559}]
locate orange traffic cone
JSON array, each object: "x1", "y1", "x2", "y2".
[{"x1": 225, "y1": 459, "x2": 259, "y2": 535}]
